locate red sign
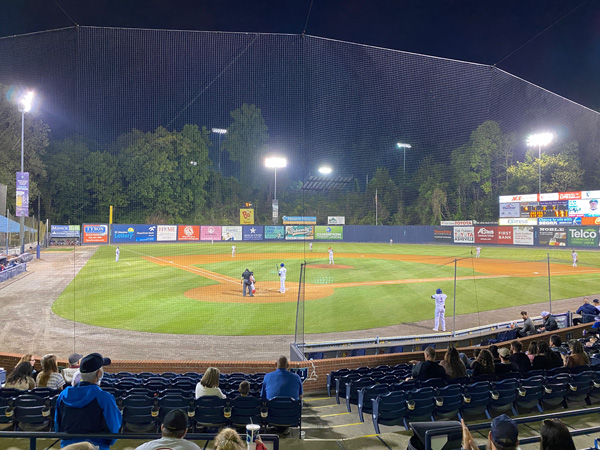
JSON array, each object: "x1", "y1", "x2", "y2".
[
  {"x1": 497, "y1": 227, "x2": 513, "y2": 244},
  {"x1": 475, "y1": 226, "x2": 498, "y2": 244},
  {"x1": 559, "y1": 191, "x2": 581, "y2": 200},
  {"x1": 177, "y1": 225, "x2": 200, "y2": 241}
]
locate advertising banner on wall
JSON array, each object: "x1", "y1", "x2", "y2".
[
  {"x1": 499, "y1": 202, "x2": 520, "y2": 218},
  {"x1": 264, "y1": 226, "x2": 284, "y2": 240},
  {"x1": 499, "y1": 218, "x2": 538, "y2": 226},
  {"x1": 113, "y1": 225, "x2": 136, "y2": 243},
  {"x1": 221, "y1": 226, "x2": 242, "y2": 241},
  {"x1": 15, "y1": 172, "x2": 29, "y2": 217},
  {"x1": 513, "y1": 226, "x2": 534, "y2": 245},
  {"x1": 285, "y1": 225, "x2": 314, "y2": 240},
  {"x1": 242, "y1": 226, "x2": 263, "y2": 240},
  {"x1": 433, "y1": 227, "x2": 453, "y2": 240},
  {"x1": 240, "y1": 208, "x2": 254, "y2": 224},
  {"x1": 327, "y1": 216, "x2": 345, "y2": 225},
  {"x1": 83, "y1": 224, "x2": 108, "y2": 243},
  {"x1": 157, "y1": 225, "x2": 177, "y2": 241},
  {"x1": 581, "y1": 217, "x2": 600, "y2": 226},
  {"x1": 567, "y1": 227, "x2": 599, "y2": 247},
  {"x1": 282, "y1": 216, "x2": 317, "y2": 225},
  {"x1": 178, "y1": 225, "x2": 199, "y2": 241},
  {"x1": 538, "y1": 227, "x2": 567, "y2": 246},
  {"x1": 475, "y1": 226, "x2": 498, "y2": 244},
  {"x1": 538, "y1": 217, "x2": 582, "y2": 226},
  {"x1": 51, "y1": 225, "x2": 80, "y2": 238},
  {"x1": 568, "y1": 199, "x2": 600, "y2": 217},
  {"x1": 135, "y1": 225, "x2": 156, "y2": 242},
  {"x1": 453, "y1": 227, "x2": 474, "y2": 244},
  {"x1": 497, "y1": 228, "x2": 513, "y2": 244},
  {"x1": 201, "y1": 226, "x2": 222, "y2": 241},
  {"x1": 441, "y1": 221, "x2": 473, "y2": 226},
  {"x1": 315, "y1": 226, "x2": 343, "y2": 240}
]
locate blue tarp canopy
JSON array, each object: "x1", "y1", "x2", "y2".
[{"x1": 0, "y1": 215, "x2": 35, "y2": 233}]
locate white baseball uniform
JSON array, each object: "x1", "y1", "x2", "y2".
[
  {"x1": 476, "y1": 246, "x2": 481, "y2": 258},
  {"x1": 309, "y1": 242, "x2": 313, "y2": 251},
  {"x1": 572, "y1": 251, "x2": 578, "y2": 267},
  {"x1": 278, "y1": 266, "x2": 287, "y2": 293},
  {"x1": 431, "y1": 292, "x2": 447, "y2": 331},
  {"x1": 328, "y1": 248, "x2": 334, "y2": 265},
  {"x1": 232, "y1": 245, "x2": 236, "y2": 257},
  {"x1": 115, "y1": 247, "x2": 120, "y2": 262}
]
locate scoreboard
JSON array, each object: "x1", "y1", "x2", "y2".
[{"x1": 520, "y1": 202, "x2": 569, "y2": 218}]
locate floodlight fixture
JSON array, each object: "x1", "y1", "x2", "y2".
[
  {"x1": 526, "y1": 132, "x2": 554, "y2": 194},
  {"x1": 396, "y1": 142, "x2": 412, "y2": 174},
  {"x1": 211, "y1": 128, "x2": 227, "y2": 134},
  {"x1": 19, "y1": 90, "x2": 35, "y2": 113},
  {"x1": 318, "y1": 166, "x2": 332, "y2": 175},
  {"x1": 265, "y1": 156, "x2": 287, "y2": 169}
]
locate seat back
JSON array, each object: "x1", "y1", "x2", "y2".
[
  {"x1": 194, "y1": 396, "x2": 229, "y2": 429},
  {"x1": 230, "y1": 396, "x2": 264, "y2": 426},
  {"x1": 121, "y1": 405, "x2": 159, "y2": 433},
  {"x1": 265, "y1": 397, "x2": 301, "y2": 428}
]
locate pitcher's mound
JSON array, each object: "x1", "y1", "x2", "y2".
[{"x1": 308, "y1": 264, "x2": 354, "y2": 269}]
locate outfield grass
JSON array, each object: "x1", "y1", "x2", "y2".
[{"x1": 51, "y1": 242, "x2": 600, "y2": 335}]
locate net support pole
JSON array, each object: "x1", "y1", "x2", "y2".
[
  {"x1": 547, "y1": 253, "x2": 552, "y2": 314},
  {"x1": 453, "y1": 258, "x2": 457, "y2": 337}
]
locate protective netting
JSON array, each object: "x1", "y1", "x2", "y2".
[{"x1": 0, "y1": 28, "x2": 599, "y2": 359}]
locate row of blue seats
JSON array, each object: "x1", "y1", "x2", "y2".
[
  {"x1": 0, "y1": 391, "x2": 302, "y2": 435},
  {"x1": 104, "y1": 371, "x2": 265, "y2": 382},
  {"x1": 357, "y1": 371, "x2": 600, "y2": 434}
]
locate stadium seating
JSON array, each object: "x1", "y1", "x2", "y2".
[
  {"x1": 264, "y1": 397, "x2": 302, "y2": 431},
  {"x1": 371, "y1": 390, "x2": 407, "y2": 433}
]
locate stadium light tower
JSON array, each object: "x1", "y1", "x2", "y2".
[
  {"x1": 396, "y1": 142, "x2": 412, "y2": 175},
  {"x1": 265, "y1": 156, "x2": 287, "y2": 224},
  {"x1": 526, "y1": 132, "x2": 553, "y2": 194},
  {"x1": 18, "y1": 91, "x2": 34, "y2": 255},
  {"x1": 211, "y1": 128, "x2": 227, "y2": 173}
]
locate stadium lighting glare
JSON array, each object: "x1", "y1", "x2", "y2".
[
  {"x1": 526, "y1": 132, "x2": 553, "y2": 194},
  {"x1": 318, "y1": 166, "x2": 332, "y2": 175},
  {"x1": 265, "y1": 156, "x2": 287, "y2": 224},
  {"x1": 211, "y1": 128, "x2": 227, "y2": 173},
  {"x1": 396, "y1": 142, "x2": 412, "y2": 174},
  {"x1": 18, "y1": 90, "x2": 35, "y2": 254}
]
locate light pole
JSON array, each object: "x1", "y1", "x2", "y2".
[
  {"x1": 396, "y1": 143, "x2": 412, "y2": 175},
  {"x1": 526, "y1": 133, "x2": 553, "y2": 194},
  {"x1": 18, "y1": 91, "x2": 34, "y2": 255},
  {"x1": 211, "y1": 128, "x2": 227, "y2": 173},
  {"x1": 265, "y1": 156, "x2": 287, "y2": 224}
]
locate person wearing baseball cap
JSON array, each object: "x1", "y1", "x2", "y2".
[
  {"x1": 495, "y1": 347, "x2": 519, "y2": 376},
  {"x1": 135, "y1": 409, "x2": 201, "y2": 450},
  {"x1": 55, "y1": 353, "x2": 122, "y2": 450},
  {"x1": 61, "y1": 353, "x2": 82, "y2": 385},
  {"x1": 462, "y1": 414, "x2": 519, "y2": 450},
  {"x1": 539, "y1": 311, "x2": 558, "y2": 332}
]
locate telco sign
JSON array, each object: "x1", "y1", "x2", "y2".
[{"x1": 567, "y1": 227, "x2": 599, "y2": 247}]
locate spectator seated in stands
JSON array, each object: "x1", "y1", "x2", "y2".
[
  {"x1": 36, "y1": 354, "x2": 66, "y2": 390},
  {"x1": 213, "y1": 428, "x2": 267, "y2": 450},
  {"x1": 471, "y1": 348, "x2": 495, "y2": 378},
  {"x1": 135, "y1": 409, "x2": 201, "y2": 450},
  {"x1": 563, "y1": 340, "x2": 590, "y2": 368},
  {"x1": 489, "y1": 345, "x2": 501, "y2": 363},
  {"x1": 195, "y1": 367, "x2": 226, "y2": 399},
  {"x1": 549, "y1": 335, "x2": 567, "y2": 355},
  {"x1": 62, "y1": 353, "x2": 83, "y2": 385},
  {"x1": 574, "y1": 297, "x2": 599, "y2": 324},
  {"x1": 55, "y1": 353, "x2": 122, "y2": 450},
  {"x1": 462, "y1": 414, "x2": 519, "y2": 450},
  {"x1": 585, "y1": 335, "x2": 600, "y2": 350},
  {"x1": 592, "y1": 316, "x2": 600, "y2": 330},
  {"x1": 4, "y1": 361, "x2": 36, "y2": 390},
  {"x1": 409, "y1": 346, "x2": 447, "y2": 381},
  {"x1": 518, "y1": 311, "x2": 536, "y2": 337},
  {"x1": 540, "y1": 418, "x2": 576, "y2": 450},
  {"x1": 19, "y1": 354, "x2": 38, "y2": 379},
  {"x1": 539, "y1": 311, "x2": 558, "y2": 332},
  {"x1": 532, "y1": 341, "x2": 562, "y2": 370},
  {"x1": 439, "y1": 346, "x2": 467, "y2": 379},
  {"x1": 261, "y1": 355, "x2": 303, "y2": 400},
  {"x1": 526, "y1": 341, "x2": 538, "y2": 364},
  {"x1": 509, "y1": 341, "x2": 531, "y2": 375},
  {"x1": 495, "y1": 347, "x2": 519, "y2": 376},
  {"x1": 238, "y1": 380, "x2": 250, "y2": 397}
]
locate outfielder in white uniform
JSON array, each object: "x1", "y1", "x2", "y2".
[
  {"x1": 431, "y1": 288, "x2": 447, "y2": 331},
  {"x1": 278, "y1": 263, "x2": 287, "y2": 293},
  {"x1": 309, "y1": 242, "x2": 313, "y2": 252},
  {"x1": 231, "y1": 245, "x2": 236, "y2": 257},
  {"x1": 328, "y1": 247, "x2": 334, "y2": 265},
  {"x1": 115, "y1": 246, "x2": 120, "y2": 262},
  {"x1": 572, "y1": 250, "x2": 578, "y2": 267},
  {"x1": 475, "y1": 246, "x2": 481, "y2": 258}
]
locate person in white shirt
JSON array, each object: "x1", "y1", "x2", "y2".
[
  {"x1": 135, "y1": 409, "x2": 201, "y2": 450},
  {"x1": 572, "y1": 250, "x2": 578, "y2": 267},
  {"x1": 231, "y1": 244, "x2": 236, "y2": 257},
  {"x1": 328, "y1": 247, "x2": 334, "y2": 265},
  {"x1": 476, "y1": 246, "x2": 481, "y2": 258},
  {"x1": 431, "y1": 288, "x2": 447, "y2": 332},
  {"x1": 278, "y1": 263, "x2": 287, "y2": 293},
  {"x1": 309, "y1": 242, "x2": 313, "y2": 252},
  {"x1": 115, "y1": 246, "x2": 120, "y2": 262},
  {"x1": 194, "y1": 367, "x2": 225, "y2": 399}
]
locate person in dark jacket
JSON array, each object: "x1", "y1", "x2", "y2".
[
  {"x1": 410, "y1": 346, "x2": 447, "y2": 381},
  {"x1": 532, "y1": 342, "x2": 562, "y2": 370},
  {"x1": 539, "y1": 311, "x2": 558, "y2": 332},
  {"x1": 55, "y1": 353, "x2": 122, "y2": 450},
  {"x1": 495, "y1": 347, "x2": 520, "y2": 376},
  {"x1": 574, "y1": 298, "x2": 599, "y2": 324},
  {"x1": 509, "y1": 341, "x2": 531, "y2": 374}
]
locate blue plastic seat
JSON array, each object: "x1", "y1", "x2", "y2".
[
  {"x1": 404, "y1": 387, "x2": 436, "y2": 427},
  {"x1": 565, "y1": 371, "x2": 594, "y2": 405},
  {"x1": 540, "y1": 382, "x2": 568, "y2": 410},
  {"x1": 461, "y1": 381, "x2": 491, "y2": 419},
  {"x1": 0, "y1": 397, "x2": 15, "y2": 430},
  {"x1": 357, "y1": 384, "x2": 389, "y2": 422},
  {"x1": 434, "y1": 384, "x2": 463, "y2": 420},
  {"x1": 157, "y1": 394, "x2": 193, "y2": 422},
  {"x1": 345, "y1": 377, "x2": 375, "y2": 412},
  {"x1": 489, "y1": 379, "x2": 518, "y2": 416},
  {"x1": 515, "y1": 383, "x2": 544, "y2": 413},
  {"x1": 265, "y1": 397, "x2": 302, "y2": 431},
  {"x1": 193, "y1": 396, "x2": 229, "y2": 430},
  {"x1": 335, "y1": 373, "x2": 361, "y2": 404},
  {"x1": 326, "y1": 369, "x2": 350, "y2": 397},
  {"x1": 371, "y1": 390, "x2": 407, "y2": 433},
  {"x1": 14, "y1": 394, "x2": 53, "y2": 431},
  {"x1": 230, "y1": 395, "x2": 264, "y2": 427},
  {"x1": 121, "y1": 405, "x2": 159, "y2": 433}
]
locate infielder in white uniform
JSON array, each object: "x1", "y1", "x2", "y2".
[
  {"x1": 231, "y1": 244, "x2": 236, "y2": 257},
  {"x1": 278, "y1": 263, "x2": 287, "y2": 293},
  {"x1": 572, "y1": 250, "x2": 578, "y2": 267},
  {"x1": 115, "y1": 246, "x2": 120, "y2": 262},
  {"x1": 309, "y1": 242, "x2": 313, "y2": 252},
  {"x1": 431, "y1": 288, "x2": 447, "y2": 331},
  {"x1": 475, "y1": 246, "x2": 481, "y2": 258},
  {"x1": 328, "y1": 247, "x2": 334, "y2": 265}
]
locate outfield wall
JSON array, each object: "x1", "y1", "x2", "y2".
[{"x1": 76, "y1": 223, "x2": 600, "y2": 249}]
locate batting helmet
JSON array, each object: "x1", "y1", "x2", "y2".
[
  {"x1": 436, "y1": 288, "x2": 442, "y2": 294},
  {"x1": 281, "y1": 263, "x2": 285, "y2": 267}
]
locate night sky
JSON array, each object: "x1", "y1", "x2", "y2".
[{"x1": 2, "y1": 0, "x2": 599, "y2": 110}]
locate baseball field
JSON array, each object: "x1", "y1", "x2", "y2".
[{"x1": 51, "y1": 243, "x2": 600, "y2": 336}]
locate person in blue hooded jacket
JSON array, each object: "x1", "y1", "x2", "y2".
[{"x1": 55, "y1": 353, "x2": 122, "y2": 450}]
